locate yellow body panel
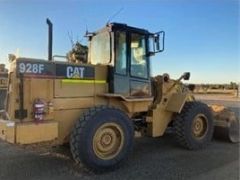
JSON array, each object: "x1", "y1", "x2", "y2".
[
  {"x1": 0, "y1": 119, "x2": 58, "y2": 144},
  {"x1": 148, "y1": 76, "x2": 189, "y2": 137},
  {"x1": 165, "y1": 93, "x2": 188, "y2": 113},
  {"x1": 0, "y1": 120, "x2": 15, "y2": 143},
  {"x1": 54, "y1": 79, "x2": 94, "y2": 97},
  {"x1": 16, "y1": 121, "x2": 58, "y2": 144},
  {"x1": 147, "y1": 107, "x2": 173, "y2": 137},
  {"x1": 54, "y1": 109, "x2": 85, "y2": 143},
  {"x1": 53, "y1": 97, "x2": 94, "y2": 110}
]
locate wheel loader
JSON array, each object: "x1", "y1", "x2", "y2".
[{"x1": 0, "y1": 20, "x2": 239, "y2": 172}]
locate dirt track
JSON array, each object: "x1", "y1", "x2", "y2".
[{"x1": 0, "y1": 97, "x2": 239, "y2": 180}]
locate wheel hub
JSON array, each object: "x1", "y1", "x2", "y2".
[
  {"x1": 93, "y1": 123, "x2": 124, "y2": 160},
  {"x1": 101, "y1": 133, "x2": 112, "y2": 145},
  {"x1": 192, "y1": 114, "x2": 208, "y2": 139}
]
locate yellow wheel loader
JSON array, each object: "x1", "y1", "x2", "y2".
[{"x1": 0, "y1": 20, "x2": 239, "y2": 172}]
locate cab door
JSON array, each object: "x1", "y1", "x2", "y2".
[
  {"x1": 109, "y1": 31, "x2": 129, "y2": 96},
  {"x1": 129, "y1": 33, "x2": 151, "y2": 97},
  {"x1": 109, "y1": 31, "x2": 151, "y2": 97}
]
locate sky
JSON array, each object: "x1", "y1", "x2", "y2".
[{"x1": 0, "y1": 0, "x2": 239, "y2": 83}]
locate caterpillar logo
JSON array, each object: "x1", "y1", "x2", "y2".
[
  {"x1": 56, "y1": 64, "x2": 94, "y2": 79},
  {"x1": 66, "y1": 66, "x2": 85, "y2": 78}
]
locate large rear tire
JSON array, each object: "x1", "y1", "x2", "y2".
[
  {"x1": 70, "y1": 106, "x2": 134, "y2": 172},
  {"x1": 173, "y1": 101, "x2": 214, "y2": 150}
]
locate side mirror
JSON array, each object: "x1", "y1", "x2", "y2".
[
  {"x1": 183, "y1": 72, "x2": 190, "y2": 80},
  {"x1": 155, "y1": 31, "x2": 165, "y2": 53},
  {"x1": 148, "y1": 31, "x2": 165, "y2": 56}
]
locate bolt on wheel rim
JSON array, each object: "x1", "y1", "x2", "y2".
[
  {"x1": 192, "y1": 114, "x2": 208, "y2": 139},
  {"x1": 93, "y1": 123, "x2": 124, "y2": 160}
]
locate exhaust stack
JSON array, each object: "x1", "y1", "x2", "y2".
[{"x1": 46, "y1": 18, "x2": 53, "y2": 61}]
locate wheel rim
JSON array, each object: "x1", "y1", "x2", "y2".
[
  {"x1": 192, "y1": 114, "x2": 208, "y2": 139},
  {"x1": 93, "y1": 122, "x2": 124, "y2": 160}
]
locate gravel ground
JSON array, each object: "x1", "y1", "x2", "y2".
[
  {"x1": 0, "y1": 98, "x2": 239, "y2": 180},
  {"x1": 0, "y1": 135, "x2": 239, "y2": 180}
]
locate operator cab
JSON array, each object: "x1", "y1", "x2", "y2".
[{"x1": 87, "y1": 23, "x2": 164, "y2": 98}]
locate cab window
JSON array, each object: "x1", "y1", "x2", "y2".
[
  {"x1": 90, "y1": 31, "x2": 110, "y2": 65},
  {"x1": 130, "y1": 33, "x2": 148, "y2": 79},
  {"x1": 115, "y1": 31, "x2": 127, "y2": 75}
]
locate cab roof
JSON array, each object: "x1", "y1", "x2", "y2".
[
  {"x1": 94, "y1": 22, "x2": 151, "y2": 35},
  {"x1": 108, "y1": 22, "x2": 150, "y2": 34}
]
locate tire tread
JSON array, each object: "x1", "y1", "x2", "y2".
[{"x1": 173, "y1": 101, "x2": 213, "y2": 150}]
